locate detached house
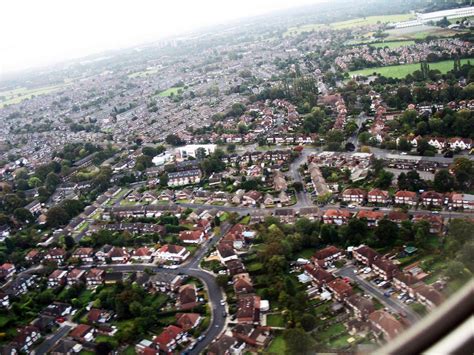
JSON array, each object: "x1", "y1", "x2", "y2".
[
  {"x1": 237, "y1": 295, "x2": 261, "y2": 324},
  {"x1": 70, "y1": 324, "x2": 96, "y2": 343},
  {"x1": 178, "y1": 284, "x2": 198, "y2": 310},
  {"x1": 179, "y1": 229, "x2": 205, "y2": 244},
  {"x1": 175, "y1": 313, "x2": 201, "y2": 331},
  {"x1": 154, "y1": 245, "x2": 190, "y2": 263}
]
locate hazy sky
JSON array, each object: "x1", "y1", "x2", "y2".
[{"x1": 0, "y1": 0, "x2": 320, "y2": 74}]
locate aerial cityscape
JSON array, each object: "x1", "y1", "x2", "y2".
[{"x1": 0, "y1": 0, "x2": 473, "y2": 354}]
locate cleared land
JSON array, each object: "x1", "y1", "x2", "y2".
[
  {"x1": 128, "y1": 66, "x2": 162, "y2": 78},
  {"x1": 370, "y1": 40, "x2": 415, "y2": 49},
  {"x1": 0, "y1": 84, "x2": 69, "y2": 108},
  {"x1": 385, "y1": 25, "x2": 462, "y2": 40},
  {"x1": 349, "y1": 58, "x2": 474, "y2": 79}
]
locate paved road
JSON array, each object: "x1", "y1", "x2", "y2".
[
  {"x1": 33, "y1": 324, "x2": 72, "y2": 355},
  {"x1": 335, "y1": 264, "x2": 420, "y2": 325},
  {"x1": 94, "y1": 223, "x2": 232, "y2": 354}
]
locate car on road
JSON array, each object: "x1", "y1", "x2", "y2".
[
  {"x1": 197, "y1": 335, "x2": 205, "y2": 342},
  {"x1": 384, "y1": 292, "x2": 391, "y2": 297},
  {"x1": 398, "y1": 293, "x2": 406, "y2": 300},
  {"x1": 348, "y1": 204, "x2": 356, "y2": 209},
  {"x1": 400, "y1": 152, "x2": 408, "y2": 155},
  {"x1": 222, "y1": 311, "x2": 227, "y2": 317},
  {"x1": 372, "y1": 207, "x2": 380, "y2": 211},
  {"x1": 405, "y1": 299, "x2": 414, "y2": 304},
  {"x1": 220, "y1": 300, "x2": 226, "y2": 306}
]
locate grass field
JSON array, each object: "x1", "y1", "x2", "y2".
[
  {"x1": 266, "y1": 335, "x2": 287, "y2": 354},
  {"x1": 370, "y1": 40, "x2": 415, "y2": 49},
  {"x1": 385, "y1": 25, "x2": 462, "y2": 41},
  {"x1": 286, "y1": 14, "x2": 414, "y2": 36},
  {"x1": 128, "y1": 66, "x2": 162, "y2": 78},
  {"x1": 157, "y1": 87, "x2": 182, "y2": 97},
  {"x1": 331, "y1": 14, "x2": 414, "y2": 30},
  {"x1": 0, "y1": 83, "x2": 69, "y2": 108},
  {"x1": 349, "y1": 58, "x2": 473, "y2": 79}
]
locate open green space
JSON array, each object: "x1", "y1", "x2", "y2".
[
  {"x1": 331, "y1": 14, "x2": 414, "y2": 30},
  {"x1": 266, "y1": 313, "x2": 285, "y2": 327},
  {"x1": 349, "y1": 58, "x2": 474, "y2": 79},
  {"x1": 286, "y1": 14, "x2": 414, "y2": 35},
  {"x1": 370, "y1": 40, "x2": 415, "y2": 49},
  {"x1": 157, "y1": 87, "x2": 182, "y2": 97},
  {"x1": 0, "y1": 83, "x2": 69, "y2": 108},
  {"x1": 128, "y1": 66, "x2": 162, "y2": 78},
  {"x1": 266, "y1": 335, "x2": 287, "y2": 354}
]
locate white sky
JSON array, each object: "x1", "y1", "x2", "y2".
[{"x1": 0, "y1": 0, "x2": 320, "y2": 74}]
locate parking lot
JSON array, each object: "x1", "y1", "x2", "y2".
[{"x1": 335, "y1": 262, "x2": 420, "y2": 324}]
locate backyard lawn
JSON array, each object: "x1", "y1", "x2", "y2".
[
  {"x1": 266, "y1": 335, "x2": 287, "y2": 354},
  {"x1": 266, "y1": 313, "x2": 285, "y2": 327}
]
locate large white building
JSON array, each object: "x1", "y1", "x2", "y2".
[
  {"x1": 177, "y1": 144, "x2": 216, "y2": 159},
  {"x1": 393, "y1": 6, "x2": 474, "y2": 28},
  {"x1": 152, "y1": 152, "x2": 173, "y2": 166}
]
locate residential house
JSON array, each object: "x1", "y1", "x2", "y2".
[
  {"x1": 393, "y1": 272, "x2": 422, "y2": 297},
  {"x1": 387, "y1": 211, "x2": 409, "y2": 226},
  {"x1": 412, "y1": 214, "x2": 444, "y2": 234},
  {"x1": 175, "y1": 189, "x2": 193, "y2": 201},
  {"x1": 298, "y1": 207, "x2": 319, "y2": 220},
  {"x1": 0, "y1": 263, "x2": 16, "y2": 279},
  {"x1": 372, "y1": 258, "x2": 398, "y2": 280},
  {"x1": 179, "y1": 229, "x2": 205, "y2": 244},
  {"x1": 178, "y1": 284, "x2": 198, "y2": 310},
  {"x1": 226, "y1": 259, "x2": 246, "y2": 277},
  {"x1": 327, "y1": 279, "x2": 353, "y2": 302},
  {"x1": 233, "y1": 273, "x2": 254, "y2": 294},
  {"x1": 217, "y1": 243, "x2": 238, "y2": 264},
  {"x1": 368, "y1": 189, "x2": 390, "y2": 204},
  {"x1": 237, "y1": 295, "x2": 261, "y2": 324},
  {"x1": 158, "y1": 189, "x2": 175, "y2": 201},
  {"x1": 356, "y1": 210, "x2": 385, "y2": 227},
  {"x1": 303, "y1": 264, "x2": 335, "y2": 288},
  {"x1": 168, "y1": 169, "x2": 202, "y2": 187},
  {"x1": 312, "y1": 246, "x2": 343, "y2": 267},
  {"x1": 69, "y1": 324, "x2": 96, "y2": 343},
  {"x1": 448, "y1": 193, "x2": 474, "y2": 210},
  {"x1": 154, "y1": 245, "x2": 190, "y2": 263},
  {"x1": 231, "y1": 324, "x2": 272, "y2": 349},
  {"x1": 353, "y1": 245, "x2": 380, "y2": 266},
  {"x1": 131, "y1": 247, "x2": 154, "y2": 262},
  {"x1": 345, "y1": 294, "x2": 375, "y2": 320},
  {"x1": 208, "y1": 335, "x2": 239, "y2": 355},
  {"x1": 413, "y1": 284, "x2": 445, "y2": 310},
  {"x1": 107, "y1": 247, "x2": 130, "y2": 263},
  {"x1": 43, "y1": 248, "x2": 66, "y2": 264},
  {"x1": 67, "y1": 269, "x2": 86, "y2": 286},
  {"x1": 72, "y1": 247, "x2": 95, "y2": 264},
  {"x1": 242, "y1": 191, "x2": 263, "y2": 206},
  {"x1": 85, "y1": 268, "x2": 105, "y2": 286},
  {"x1": 394, "y1": 191, "x2": 417, "y2": 206},
  {"x1": 342, "y1": 188, "x2": 367, "y2": 204},
  {"x1": 48, "y1": 270, "x2": 68, "y2": 288},
  {"x1": 11, "y1": 326, "x2": 41, "y2": 353},
  {"x1": 369, "y1": 310, "x2": 404, "y2": 341},
  {"x1": 25, "y1": 249, "x2": 41, "y2": 263},
  {"x1": 420, "y1": 191, "x2": 444, "y2": 207},
  {"x1": 175, "y1": 313, "x2": 201, "y2": 331},
  {"x1": 149, "y1": 273, "x2": 182, "y2": 292},
  {"x1": 322, "y1": 209, "x2": 352, "y2": 225},
  {"x1": 274, "y1": 208, "x2": 296, "y2": 224},
  {"x1": 153, "y1": 325, "x2": 186, "y2": 354},
  {"x1": 87, "y1": 308, "x2": 113, "y2": 324}
]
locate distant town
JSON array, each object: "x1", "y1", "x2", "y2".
[{"x1": 0, "y1": 0, "x2": 473, "y2": 354}]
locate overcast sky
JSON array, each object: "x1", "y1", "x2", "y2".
[{"x1": 0, "y1": 0, "x2": 321, "y2": 74}]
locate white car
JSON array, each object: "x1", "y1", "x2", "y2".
[
  {"x1": 220, "y1": 300, "x2": 226, "y2": 306},
  {"x1": 348, "y1": 204, "x2": 356, "y2": 209},
  {"x1": 363, "y1": 267, "x2": 372, "y2": 274}
]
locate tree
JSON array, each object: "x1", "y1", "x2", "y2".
[
  {"x1": 358, "y1": 132, "x2": 373, "y2": 145},
  {"x1": 165, "y1": 134, "x2": 185, "y2": 146},
  {"x1": 445, "y1": 261, "x2": 468, "y2": 280},
  {"x1": 45, "y1": 172, "x2": 60, "y2": 191},
  {"x1": 373, "y1": 219, "x2": 399, "y2": 247},
  {"x1": 46, "y1": 206, "x2": 70, "y2": 227},
  {"x1": 300, "y1": 314, "x2": 317, "y2": 331},
  {"x1": 414, "y1": 221, "x2": 430, "y2": 249},
  {"x1": 452, "y1": 157, "x2": 473, "y2": 191},
  {"x1": 195, "y1": 147, "x2": 207, "y2": 160},
  {"x1": 283, "y1": 328, "x2": 315, "y2": 355},
  {"x1": 397, "y1": 137, "x2": 412, "y2": 152},
  {"x1": 227, "y1": 143, "x2": 236, "y2": 153},
  {"x1": 64, "y1": 235, "x2": 76, "y2": 250},
  {"x1": 374, "y1": 170, "x2": 394, "y2": 189},
  {"x1": 96, "y1": 342, "x2": 113, "y2": 355},
  {"x1": 159, "y1": 174, "x2": 168, "y2": 187},
  {"x1": 28, "y1": 176, "x2": 42, "y2": 188},
  {"x1": 416, "y1": 138, "x2": 435, "y2": 156},
  {"x1": 292, "y1": 181, "x2": 303, "y2": 192},
  {"x1": 13, "y1": 208, "x2": 33, "y2": 223},
  {"x1": 433, "y1": 169, "x2": 455, "y2": 193},
  {"x1": 216, "y1": 275, "x2": 229, "y2": 288}
]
